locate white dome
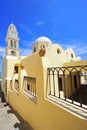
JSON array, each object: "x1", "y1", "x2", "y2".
[{"x1": 35, "y1": 36, "x2": 52, "y2": 43}]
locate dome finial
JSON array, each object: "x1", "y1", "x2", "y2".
[{"x1": 12, "y1": 21, "x2": 13, "y2": 24}]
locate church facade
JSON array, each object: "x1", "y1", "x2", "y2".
[{"x1": 1, "y1": 23, "x2": 87, "y2": 130}]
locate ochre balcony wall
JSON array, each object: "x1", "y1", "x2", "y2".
[{"x1": 8, "y1": 53, "x2": 87, "y2": 130}]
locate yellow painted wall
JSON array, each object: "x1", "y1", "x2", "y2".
[
  {"x1": 7, "y1": 53, "x2": 87, "y2": 130},
  {"x1": 64, "y1": 60, "x2": 87, "y2": 67}
]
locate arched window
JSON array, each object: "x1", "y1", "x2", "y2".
[
  {"x1": 71, "y1": 53, "x2": 73, "y2": 58},
  {"x1": 7, "y1": 43, "x2": 8, "y2": 47},
  {"x1": 34, "y1": 47, "x2": 36, "y2": 52},
  {"x1": 14, "y1": 41, "x2": 17, "y2": 48},
  {"x1": 11, "y1": 40, "x2": 14, "y2": 47}
]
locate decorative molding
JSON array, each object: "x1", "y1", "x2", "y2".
[
  {"x1": 21, "y1": 65, "x2": 24, "y2": 69},
  {"x1": 39, "y1": 48, "x2": 46, "y2": 57}
]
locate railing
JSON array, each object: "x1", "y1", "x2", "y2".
[
  {"x1": 23, "y1": 76, "x2": 36, "y2": 97},
  {"x1": 47, "y1": 66, "x2": 87, "y2": 109}
]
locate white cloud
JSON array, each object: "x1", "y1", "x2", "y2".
[
  {"x1": 36, "y1": 21, "x2": 43, "y2": 26},
  {"x1": 19, "y1": 24, "x2": 34, "y2": 36},
  {"x1": 0, "y1": 46, "x2": 5, "y2": 57},
  {"x1": 20, "y1": 48, "x2": 32, "y2": 56},
  {"x1": 74, "y1": 46, "x2": 87, "y2": 55},
  {"x1": 61, "y1": 39, "x2": 87, "y2": 56}
]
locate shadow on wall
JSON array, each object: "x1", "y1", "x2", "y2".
[
  {"x1": 7, "y1": 105, "x2": 34, "y2": 130},
  {"x1": 0, "y1": 91, "x2": 6, "y2": 102}
]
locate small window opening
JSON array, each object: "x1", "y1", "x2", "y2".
[
  {"x1": 15, "y1": 80, "x2": 19, "y2": 92},
  {"x1": 11, "y1": 51, "x2": 15, "y2": 56},
  {"x1": 57, "y1": 48, "x2": 61, "y2": 54},
  {"x1": 71, "y1": 53, "x2": 73, "y2": 58},
  {"x1": 14, "y1": 66, "x2": 18, "y2": 73},
  {"x1": 42, "y1": 44, "x2": 45, "y2": 49}
]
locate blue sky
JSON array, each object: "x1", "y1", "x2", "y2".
[{"x1": 0, "y1": 0, "x2": 87, "y2": 72}]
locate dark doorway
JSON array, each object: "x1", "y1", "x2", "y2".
[
  {"x1": 27, "y1": 84, "x2": 30, "y2": 91},
  {"x1": 58, "y1": 78, "x2": 62, "y2": 91},
  {"x1": 74, "y1": 75, "x2": 77, "y2": 89}
]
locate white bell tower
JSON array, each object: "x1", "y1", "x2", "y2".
[{"x1": 6, "y1": 23, "x2": 19, "y2": 56}]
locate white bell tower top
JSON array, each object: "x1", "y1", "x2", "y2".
[{"x1": 6, "y1": 23, "x2": 20, "y2": 56}]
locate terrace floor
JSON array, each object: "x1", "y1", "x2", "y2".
[{"x1": 0, "y1": 91, "x2": 34, "y2": 130}]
